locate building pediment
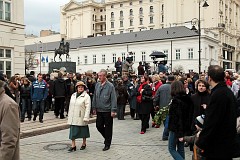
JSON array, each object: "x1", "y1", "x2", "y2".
[{"x1": 62, "y1": 0, "x2": 81, "y2": 11}]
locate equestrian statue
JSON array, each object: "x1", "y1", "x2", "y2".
[{"x1": 54, "y1": 38, "x2": 70, "y2": 62}]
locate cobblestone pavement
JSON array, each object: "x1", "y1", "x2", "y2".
[{"x1": 20, "y1": 115, "x2": 196, "y2": 160}]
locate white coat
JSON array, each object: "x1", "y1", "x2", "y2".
[{"x1": 67, "y1": 91, "x2": 91, "y2": 126}]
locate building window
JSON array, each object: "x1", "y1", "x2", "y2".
[
  {"x1": 102, "y1": 54, "x2": 105, "y2": 64},
  {"x1": 132, "y1": 52, "x2": 135, "y2": 61},
  {"x1": 139, "y1": 18, "x2": 143, "y2": 25},
  {"x1": 111, "y1": 32, "x2": 114, "y2": 35},
  {"x1": 142, "y1": 52, "x2": 146, "y2": 61},
  {"x1": 120, "y1": 31, "x2": 123, "y2": 34},
  {"x1": 130, "y1": 9, "x2": 133, "y2": 16},
  {"x1": 150, "y1": 0, "x2": 153, "y2": 2},
  {"x1": 150, "y1": 28, "x2": 153, "y2": 30},
  {"x1": 188, "y1": 48, "x2": 194, "y2": 59},
  {"x1": 176, "y1": 49, "x2": 181, "y2": 60},
  {"x1": 111, "y1": 22, "x2": 114, "y2": 28},
  {"x1": 139, "y1": 7, "x2": 143, "y2": 14},
  {"x1": 150, "y1": 16, "x2": 153, "y2": 23},
  {"x1": 84, "y1": 56, "x2": 88, "y2": 64},
  {"x1": 163, "y1": 50, "x2": 168, "y2": 60},
  {"x1": 130, "y1": 19, "x2": 133, "y2": 26},
  {"x1": 92, "y1": 14, "x2": 94, "y2": 21},
  {"x1": 0, "y1": 61, "x2": 3, "y2": 73},
  {"x1": 93, "y1": 55, "x2": 96, "y2": 64},
  {"x1": 120, "y1": 4, "x2": 123, "y2": 7},
  {"x1": 150, "y1": 6, "x2": 153, "y2": 13},
  {"x1": 0, "y1": 1, "x2": 11, "y2": 21},
  {"x1": 139, "y1": 0, "x2": 142, "y2": 4},
  {"x1": 120, "y1": 21, "x2": 123, "y2": 27},
  {"x1": 122, "y1": 53, "x2": 126, "y2": 61},
  {"x1": 162, "y1": 4, "x2": 164, "y2": 11},
  {"x1": 111, "y1": 5, "x2": 114, "y2": 8},
  {"x1": 111, "y1": 12, "x2": 114, "y2": 18},
  {"x1": 0, "y1": 49, "x2": 3, "y2": 57},
  {"x1": 0, "y1": 60, "x2": 11, "y2": 78},
  {"x1": 77, "y1": 57, "x2": 80, "y2": 65},
  {"x1": 130, "y1": 2, "x2": 132, "y2": 5},
  {"x1": 113, "y1": 53, "x2": 116, "y2": 63},
  {"x1": 93, "y1": 24, "x2": 95, "y2": 30},
  {"x1": 100, "y1": 15, "x2": 103, "y2": 21},
  {"x1": 120, "y1": 10, "x2": 123, "y2": 17},
  {"x1": 100, "y1": 9, "x2": 103, "y2": 12},
  {"x1": 162, "y1": 15, "x2": 164, "y2": 22},
  {"x1": 130, "y1": 30, "x2": 133, "y2": 32},
  {"x1": 5, "y1": 49, "x2": 11, "y2": 58}
]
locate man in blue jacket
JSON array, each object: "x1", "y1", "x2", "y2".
[{"x1": 31, "y1": 73, "x2": 48, "y2": 123}]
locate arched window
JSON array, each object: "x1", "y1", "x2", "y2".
[
  {"x1": 139, "y1": 7, "x2": 143, "y2": 14},
  {"x1": 111, "y1": 12, "x2": 114, "y2": 18},
  {"x1": 130, "y1": 9, "x2": 133, "y2": 16},
  {"x1": 150, "y1": 6, "x2": 153, "y2": 13},
  {"x1": 120, "y1": 10, "x2": 123, "y2": 17}
]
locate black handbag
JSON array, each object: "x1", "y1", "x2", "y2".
[{"x1": 142, "y1": 95, "x2": 152, "y2": 101}]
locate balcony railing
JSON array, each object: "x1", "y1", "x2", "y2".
[
  {"x1": 95, "y1": 19, "x2": 106, "y2": 22},
  {"x1": 95, "y1": 29, "x2": 106, "y2": 32}
]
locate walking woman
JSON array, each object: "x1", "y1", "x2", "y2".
[
  {"x1": 67, "y1": 81, "x2": 91, "y2": 152},
  {"x1": 136, "y1": 75, "x2": 153, "y2": 134},
  {"x1": 168, "y1": 81, "x2": 193, "y2": 160}
]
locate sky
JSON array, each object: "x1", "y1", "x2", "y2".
[
  {"x1": 24, "y1": 0, "x2": 104, "y2": 36},
  {"x1": 24, "y1": 0, "x2": 71, "y2": 36}
]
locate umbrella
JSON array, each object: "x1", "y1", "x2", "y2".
[{"x1": 149, "y1": 51, "x2": 166, "y2": 58}]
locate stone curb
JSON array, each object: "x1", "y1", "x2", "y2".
[{"x1": 20, "y1": 111, "x2": 130, "y2": 139}]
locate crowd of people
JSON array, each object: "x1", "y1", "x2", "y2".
[{"x1": 0, "y1": 63, "x2": 240, "y2": 159}]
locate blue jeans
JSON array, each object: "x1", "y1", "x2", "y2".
[
  {"x1": 21, "y1": 98, "x2": 32, "y2": 120},
  {"x1": 168, "y1": 131, "x2": 185, "y2": 160},
  {"x1": 32, "y1": 100, "x2": 45, "y2": 120},
  {"x1": 162, "y1": 115, "x2": 169, "y2": 139}
]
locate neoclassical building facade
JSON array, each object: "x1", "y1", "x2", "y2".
[
  {"x1": 57, "y1": 0, "x2": 240, "y2": 71},
  {"x1": 0, "y1": 0, "x2": 25, "y2": 77}
]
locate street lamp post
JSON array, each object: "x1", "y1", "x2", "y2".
[
  {"x1": 39, "y1": 41, "x2": 43, "y2": 73},
  {"x1": 198, "y1": 0, "x2": 209, "y2": 74}
]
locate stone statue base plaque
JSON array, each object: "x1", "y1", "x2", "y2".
[{"x1": 49, "y1": 62, "x2": 76, "y2": 73}]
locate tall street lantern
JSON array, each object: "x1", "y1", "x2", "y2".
[{"x1": 198, "y1": 0, "x2": 209, "y2": 74}]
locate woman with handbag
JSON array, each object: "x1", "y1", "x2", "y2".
[
  {"x1": 136, "y1": 75, "x2": 153, "y2": 134},
  {"x1": 67, "y1": 81, "x2": 91, "y2": 152}
]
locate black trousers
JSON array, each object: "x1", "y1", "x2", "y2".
[
  {"x1": 54, "y1": 97, "x2": 65, "y2": 117},
  {"x1": 130, "y1": 108, "x2": 135, "y2": 118},
  {"x1": 96, "y1": 112, "x2": 113, "y2": 146},
  {"x1": 139, "y1": 114, "x2": 150, "y2": 132}
]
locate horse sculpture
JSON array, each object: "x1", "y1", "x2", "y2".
[{"x1": 54, "y1": 42, "x2": 70, "y2": 62}]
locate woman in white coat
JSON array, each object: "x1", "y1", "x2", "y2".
[{"x1": 67, "y1": 81, "x2": 91, "y2": 152}]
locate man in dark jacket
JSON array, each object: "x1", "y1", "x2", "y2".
[
  {"x1": 196, "y1": 65, "x2": 237, "y2": 159},
  {"x1": 115, "y1": 57, "x2": 122, "y2": 75},
  {"x1": 53, "y1": 72, "x2": 67, "y2": 119}
]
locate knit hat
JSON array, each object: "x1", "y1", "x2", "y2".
[{"x1": 195, "y1": 114, "x2": 205, "y2": 129}]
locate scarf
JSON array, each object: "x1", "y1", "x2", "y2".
[{"x1": 136, "y1": 82, "x2": 148, "y2": 103}]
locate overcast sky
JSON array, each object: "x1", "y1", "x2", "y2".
[
  {"x1": 24, "y1": 0, "x2": 71, "y2": 36},
  {"x1": 24, "y1": 0, "x2": 104, "y2": 36}
]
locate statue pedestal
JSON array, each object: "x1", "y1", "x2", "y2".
[{"x1": 49, "y1": 62, "x2": 76, "y2": 73}]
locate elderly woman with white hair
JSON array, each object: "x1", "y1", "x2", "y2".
[
  {"x1": 232, "y1": 74, "x2": 240, "y2": 98},
  {"x1": 67, "y1": 81, "x2": 91, "y2": 152}
]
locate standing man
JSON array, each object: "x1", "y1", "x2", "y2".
[
  {"x1": 31, "y1": 73, "x2": 48, "y2": 123},
  {"x1": 0, "y1": 80, "x2": 20, "y2": 160},
  {"x1": 92, "y1": 69, "x2": 117, "y2": 151},
  {"x1": 138, "y1": 62, "x2": 145, "y2": 76},
  {"x1": 196, "y1": 65, "x2": 237, "y2": 159},
  {"x1": 115, "y1": 57, "x2": 122, "y2": 75},
  {"x1": 53, "y1": 72, "x2": 67, "y2": 119},
  {"x1": 153, "y1": 75, "x2": 175, "y2": 140}
]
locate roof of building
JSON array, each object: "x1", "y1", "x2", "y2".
[{"x1": 25, "y1": 26, "x2": 199, "y2": 52}]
